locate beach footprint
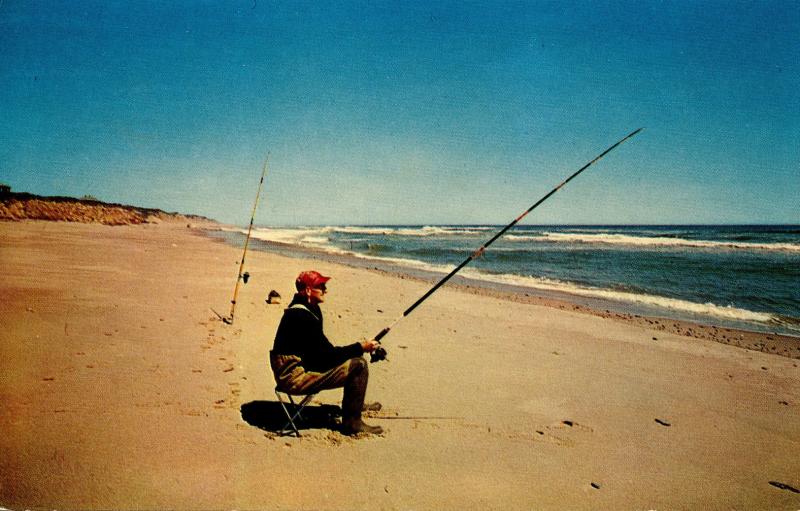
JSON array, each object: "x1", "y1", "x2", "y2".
[{"x1": 228, "y1": 381, "x2": 241, "y2": 407}]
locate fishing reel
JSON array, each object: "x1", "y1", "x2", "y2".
[
  {"x1": 370, "y1": 346, "x2": 388, "y2": 363},
  {"x1": 369, "y1": 328, "x2": 390, "y2": 363}
]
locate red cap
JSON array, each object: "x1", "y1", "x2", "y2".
[{"x1": 295, "y1": 270, "x2": 331, "y2": 291}]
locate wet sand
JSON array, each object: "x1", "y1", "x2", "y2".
[{"x1": 1, "y1": 220, "x2": 799, "y2": 509}]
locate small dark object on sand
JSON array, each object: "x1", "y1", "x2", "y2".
[
  {"x1": 562, "y1": 420, "x2": 574, "y2": 427},
  {"x1": 655, "y1": 418, "x2": 671, "y2": 427},
  {"x1": 590, "y1": 482, "x2": 600, "y2": 489},
  {"x1": 242, "y1": 271, "x2": 250, "y2": 284},
  {"x1": 769, "y1": 481, "x2": 800, "y2": 493},
  {"x1": 363, "y1": 402, "x2": 382, "y2": 412},
  {"x1": 266, "y1": 290, "x2": 281, "y2": 304}
]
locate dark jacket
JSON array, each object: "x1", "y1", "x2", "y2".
[{"x1": 272, "y1": 294, "x2": 363, "y2": 372}]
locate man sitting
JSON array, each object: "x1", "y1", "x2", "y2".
[{"x1": 270, "y1": 270, "x2": 383, "y2": 436}]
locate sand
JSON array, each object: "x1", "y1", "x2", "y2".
[{"x1": 1, "y1": 220, "x2": 799, "y2": 510}]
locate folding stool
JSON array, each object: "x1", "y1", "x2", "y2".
[{"x1": 274, "y1": 387, "x2": 318, "y2": 437}]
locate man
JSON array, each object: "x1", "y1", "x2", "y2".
[{"x1": 270, "y1": 270, "x2": 383, "y2": 436}]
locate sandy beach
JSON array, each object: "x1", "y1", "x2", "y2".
[{"x1": 1, "y1": 220, "x2": 799, "y2": 510}]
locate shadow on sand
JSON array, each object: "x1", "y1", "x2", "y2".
[{"x1": 240, "y1": 400, "x2": 342, "y2": 435}]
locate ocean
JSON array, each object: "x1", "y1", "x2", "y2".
[{"x1": 214, "y1": 225, "x2": 800, "y2": 337}]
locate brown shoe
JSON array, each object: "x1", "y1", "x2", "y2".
[{"x1": 342, "y1": 418, "x2": 383, "y2": 436}]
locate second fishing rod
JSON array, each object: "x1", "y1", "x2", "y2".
[{"x1": 368, "y1": 128, "x2": 643, "y2": 363}]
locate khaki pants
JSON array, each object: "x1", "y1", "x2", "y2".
[{"x1": 270, "y1": 352, "x2": 368, "y2": 421}]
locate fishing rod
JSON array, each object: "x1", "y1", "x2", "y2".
[
  {"x1": 369, "y1": 128, "x2": 643, "y2": 362},
  {"x1": 224, "y1": 154, "x2": 270, "y2": 325}
]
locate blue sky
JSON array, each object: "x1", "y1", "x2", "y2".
[{"x1": 1, "y1": 1, "x2": 798, "y2": 225}]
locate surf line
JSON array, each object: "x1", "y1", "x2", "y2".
[
  {"x1": 224, "y1": 153, "x2": 270, "y2": 325},
  {"x1": 368, "y1": 128, "x2": 644, "y2": 363}
]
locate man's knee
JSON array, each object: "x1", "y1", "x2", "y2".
[
  {"x1": 348, "y1": 356, "x2": 368, "y2": 378},
  {"x1": 351, "y1": 356, "x2": 367, "y2": 372}
]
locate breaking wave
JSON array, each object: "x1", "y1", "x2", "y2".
[
  {"x1": 323, "y1": 225, "x2": 490, "y2": 237},
  {"x1": 459, "y1": 270, "x2": 779, "y2": 325},
  {"x1": 506, "y1": 232, "x2": 800, "y2": 252}
]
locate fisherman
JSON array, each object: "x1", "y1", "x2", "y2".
[{"x1": 270, "y1": 270, "x2": 383, "y2": 436}]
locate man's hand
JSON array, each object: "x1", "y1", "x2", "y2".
[{"x1": 360, "y1": 339, "x2": 380, "y2": 353}]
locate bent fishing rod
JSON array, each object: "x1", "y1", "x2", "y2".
[
  {"x1": 369, "y1": 128, "x2": 643, "y2": 362},
  {"x1": 224, "y1": 154, "x2": 270, "y2": 325}
]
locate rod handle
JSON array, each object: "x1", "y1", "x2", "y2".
[{"x1": 374, "y1": 327, "x2": 390, "y2": 342}]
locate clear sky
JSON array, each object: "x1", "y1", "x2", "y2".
[{"x1": 1, "y1": 1, "x2": 798, "y2": 226}]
